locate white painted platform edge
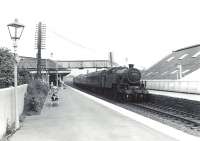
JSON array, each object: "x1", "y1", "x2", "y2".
[
  {"x1": 70, "y1": 87, "x2": 200, "y2": 141},
  {"x1": 149, "y1": 90, "x2": 200, "y2": 102}
]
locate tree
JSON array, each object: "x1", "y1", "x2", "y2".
[
  {"x1": 0, "y1": 47, "x2": 14, "y2": 88},
  {"x1": 0, "y1": 47, "x2": 31, "y2": 88}
]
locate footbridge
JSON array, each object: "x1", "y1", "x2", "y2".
[{"x1": 57, "y1": 60, "x2": 118, "y2": 69}]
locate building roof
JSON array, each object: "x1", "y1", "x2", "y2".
[
  {"x1": 142, "y1": 44, "x2": 200, "y2": 80},
  {"x1": 18, "y1": 56, "x2": 70, "y2": 72}
]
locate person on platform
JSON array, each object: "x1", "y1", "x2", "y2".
[{"x1": 51, "y1": 93, "x2": 58, "y2": 101}]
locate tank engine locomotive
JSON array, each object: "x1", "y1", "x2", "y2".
[{"x1": 73, "y1": 64, "x2": 148, "y2": 102}]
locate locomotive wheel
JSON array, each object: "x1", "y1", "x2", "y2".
[
  {"x1": 113, "y1": 92, "x2": 120, "y2": 102},
  {"x1": 101, "y1": 88, "x2": 105, "y2": 96},
  {"x1": 134, "y1": 94, "x2": 138, "y2": 102},
  {"x1": 113, "y1": 92, "x2": 122, "y2": 102},
  {"x1": 123, "y1": 94, "x2": 129, "y2": 103},
  {"x1": 144, "y1": 94, "x2": 149, "y2": 102},
  {"x1": 126, "y1": 94, "x2": 132, "y2": 102},
  {"x1": 127, "y1": 94, "x2": 133, "y2": 102},
  {"x1": 140, "y1": 94, "x2": 144, "y2": 102},
  {"x1": 138, "y1": 94, "x2": 142, "y2": 102},
  {"x1": 118, "y1": 93, "x2": 127, "y2": 103},
  {"x1": 113, "y1": 92, "x2": 118, "y2": 101},
  {"x1": 112, "y1": 85, "x2": 119, "y2": 101},
  {"x1": 118, "y1": 93, "x2": 123, "y2": 103},
  {"x1": 105, "y1": 89, "x2": 113, "y2": 99}
]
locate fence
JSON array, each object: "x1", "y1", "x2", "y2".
[
  {"x1": 0, "y1": 84, "x2": 27, "y2": 139},
  {"x1": 145, "y1": 80, "x2": 200, "y2": 94}
]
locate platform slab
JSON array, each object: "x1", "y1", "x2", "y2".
[
  {"x1": 149, "y1": 90, "x2": 200, "y2": 101},
  {"x1": 9, "y1": 87, "x2": 180, "y2": 141}
]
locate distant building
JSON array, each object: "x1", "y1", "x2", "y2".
[
  {"x1": 18, "y1": 56, "x2": 70, "y2": 85},
  {"x1": 142, "y1": 44, "x2": 200, "y2": 81}
]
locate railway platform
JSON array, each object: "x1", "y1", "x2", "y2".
[
  {"x1": 149, "y1": 90, "x2": 200, "y2": 102},
  {"x1": 9, "y1": 86, "x2": 200, "y2": 141}
]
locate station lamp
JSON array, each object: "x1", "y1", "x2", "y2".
[{"x1": 7, "y1": 19, "x2": 24, "y2": 41}]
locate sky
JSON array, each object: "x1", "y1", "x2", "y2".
[{"x1": 1, "y1": 0, "x2": 200, "y2": 70}]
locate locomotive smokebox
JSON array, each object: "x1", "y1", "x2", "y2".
[{"x1": 129, "y1": 64, "x2": 134, "y2": 68}]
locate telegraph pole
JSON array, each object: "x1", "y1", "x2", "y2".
[{"x1": 35, "y1": 22, "x2": 46, "y2": 79}]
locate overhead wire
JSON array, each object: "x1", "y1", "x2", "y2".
[
  {"x1": 47, "y1": 27, "x2": 112, "y2": 62},
  {"x1": 49, "y1": 29, "x2": 96, "y2": 53}
]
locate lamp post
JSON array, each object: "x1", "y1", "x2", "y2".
[{"x1": 7, "y1": 19, "x2": 24, "y2": 129}]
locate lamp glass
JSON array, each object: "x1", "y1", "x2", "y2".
[{"x1": 7, "y1": 19, "x2": 24, "y2": 40}]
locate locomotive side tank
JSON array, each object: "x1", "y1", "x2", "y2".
[{"x1": 73, "y1": 64, "x2": 148, "y2": 102}]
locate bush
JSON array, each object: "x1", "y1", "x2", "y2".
[
  {"x1": 18, "y1": 68, "x2": 32, "y2": 85},
  {"x1": 23, "y1": 80, "x2": 49, "y2": 115},
  {"x1": 27, "y1": 80, "x2": 48, "y2": 96}
]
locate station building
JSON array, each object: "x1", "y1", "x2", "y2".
[{"x1": 18, "y1": 56, "x2": 70, "y2": 85}]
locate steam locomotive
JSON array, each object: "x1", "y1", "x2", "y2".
[{"x1": 73, "y1": 64, "x2": 148, "y2": 102}]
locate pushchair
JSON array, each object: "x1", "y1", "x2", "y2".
[{"x1": 51, "y1": 93, "x2": 59, "y2": 106}]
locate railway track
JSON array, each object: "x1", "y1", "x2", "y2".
[{"x1": 129, "y1": 103, "x2": 200, "y2": 129}]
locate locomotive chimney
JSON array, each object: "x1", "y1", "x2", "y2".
[{"x1": 129, "y1": 64, "x2": 134, "y2": 68}]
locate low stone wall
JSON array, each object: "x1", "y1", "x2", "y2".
[{"x1": 0, "y1": 84, "x2": 27, "y2": 139}]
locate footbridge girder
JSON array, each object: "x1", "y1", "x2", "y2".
[{"x1": 57, "y1": 60, "x2": 118, "y2": 69}]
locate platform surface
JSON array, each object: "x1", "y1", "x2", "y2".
[
  {"x1": 9, "y1": 87, "x2": 180, "y2": 141},
  {"x1": 149, "y1": 90, "x2": 200, "y2": 101}
]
